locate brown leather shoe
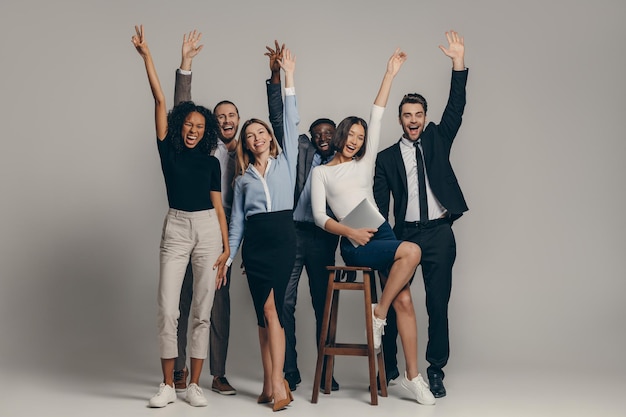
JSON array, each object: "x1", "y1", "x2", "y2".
[
  {"x1": 212, "y1": 376, "x2": 237, "y2": 395},
  {"x1": 173, "y1": 368, "x2": 188, "y2": 392}
]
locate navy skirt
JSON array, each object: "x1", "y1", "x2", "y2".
[
  {"x1": 340, "y1": 221, "x2": 402, "y2": 272},
  {"x1": 242, "y1": 210, "x2": 296, "y2": 327}
]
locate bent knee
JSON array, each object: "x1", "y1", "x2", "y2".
[
  {"x1": 399, "y1": 241, "x2": 421, "y2": 264},
  {"x1": 393, "y1": 289, "x2": 414, "y2": 313}
]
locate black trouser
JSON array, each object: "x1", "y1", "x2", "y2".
[{"x1": 382, "y1": 221, "x2": 456, "y2": 378}]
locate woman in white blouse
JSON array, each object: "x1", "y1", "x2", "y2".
[{"x1": 311, "y1": 49, "x2": 436, "y2": 405}]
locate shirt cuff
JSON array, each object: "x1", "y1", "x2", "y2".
[
  {"x1": 284, "y1": 87, "x2": 296, "y2": 96},
  {"x1": 177, "y1": 68, "x2": 192, "y2": 75}
]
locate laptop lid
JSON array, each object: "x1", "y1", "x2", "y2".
[{"x1": 339, "y1": 198, "x2": 385, "y2": 247}]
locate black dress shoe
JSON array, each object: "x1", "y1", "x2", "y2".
[
  {"x1": 374, "y1": 367, "x2": 400, "y2": 391},
  {"x1": 320, "y1": 376, "x2": 340, "y2": 392},
  {"x1": 285, "y1": 370, "x2": 301, "y2": 391},
  {"x1": 428, "y1": 373, "x2": 446, "y2": 398}
]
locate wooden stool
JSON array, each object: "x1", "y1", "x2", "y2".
[{"x1": 311, "y1": 266, "x2": 387, "y2": 405}]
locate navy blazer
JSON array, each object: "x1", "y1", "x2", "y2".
[{"x1": 374, "y1": 70, "x2": 469, "y2": 239}]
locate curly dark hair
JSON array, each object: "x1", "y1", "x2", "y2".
[{"x1": 166, "y1": 101, "x2": 219, "y2": 155}]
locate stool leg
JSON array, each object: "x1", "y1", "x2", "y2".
[
  {"x1": 322, "y1": 287, "x2": 340, "y2": 394},
  {"x1": 373, "y1": 271, "x2": 388, "y2": 398},
  {"x1": 312, "y1": 270, "x2": 335, "y2": 403},
  {"x1": 363, "y1": 271, "x2": 378, "y2": 405},
  {"x1": 377, "y1": 349, "x2": 388, "y2": 397}
]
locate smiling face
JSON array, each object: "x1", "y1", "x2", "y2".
[
  {"x1": 340, "y1": 123, "x2": 365, "y2": 159},
  {"x1": 244, "y1": 122, "x2": 272, "y2": 158},
  {"x1": 214, "y1": 102, "x2": 240, "y2": 143},
  {"x1": 311, "y1": 122, "x2": 335, "y2": 158},
  {"x1": 181, "y1": 111, "x2": 206, "y2": 149},
  {"x1": 399, "y1": 102, "x2": 427, "y2": 142}
]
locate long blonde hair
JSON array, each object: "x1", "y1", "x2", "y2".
[{"x1": 234, "y1": 118, "x2": 280, "y2": 177}]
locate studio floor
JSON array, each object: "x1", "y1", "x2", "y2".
[{"x1": 3, "y1": 365, "x2": 624, "y2": 417}]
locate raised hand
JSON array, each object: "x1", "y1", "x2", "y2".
[
  {"x1": 374, "y1": 48, "x2": 407, "y2": 107},
  {"x1": 386, "y1": 48, "x2": 408, "y2": 78},
  {"x1": 278, "y1": 48, "x2": 296, "y2": 74},
  {"x1": 131, "y1": 24, "x2": 167, "y2": 139},
  {"x1": 131, "y1": 24, "x2": 149, "y2": 58},
  {"x1": 438, "y1": 30, "x2": 465, "y2": 70},
  {"x1": 182, "y1": 29, "x2": 204, "y2": 61},
  {"x1": 265, "y1": 40, "x2": 285, "y2": 74}
]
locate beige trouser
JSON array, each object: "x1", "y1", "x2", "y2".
[{"x1": 158, "y1": 208, "x2": 222, "y2": 359}]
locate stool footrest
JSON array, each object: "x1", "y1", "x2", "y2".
[{"x1": 322, "y1": 343, "x2": 369, "y2": 356}]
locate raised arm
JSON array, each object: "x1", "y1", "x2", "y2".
[
  {"x1": 265, "y1": 40, "x2": 285, "y2": 146},
  {"x1": 437, "y1": 30, "x2": 468, "y2": 144},
  {"x1": 439, "y1": 30, "x2": 465, "y2": 71},
  {"x1": 174, "y1": 30, "x2": 203, "y2": 106},
  {"x1": 132, "y1": 25, "x2": 167, "y2": 140},
  {"x1": 364, "y1": 49, "x2": 407, "y2": 168},
  {"x1": 277, "y1": 48, "x2": 299, "y2": 172},
  {"x1": 373, "y1": 48, "x2": 407, "y2": 108},
  {"x1": 279, "y1": 48, "x2": 296, "y2": 89}
]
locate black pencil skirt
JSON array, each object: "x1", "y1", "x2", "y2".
[{"x1": 242, "y1": 210, "x2": 296, "y2": 327}]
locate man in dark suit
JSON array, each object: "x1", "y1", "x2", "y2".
[
  {"x1": 373, "y1": 30, "x2": 468, "y2": 398},
  {"x1": 265, "y1": 41, "x2": 340, "y2": 392}
]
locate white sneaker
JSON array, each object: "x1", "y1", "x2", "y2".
[
  {"x1": 186, "y1": 383, "x2": 208, "y2": 407},
  {"x1": 371, "y1": 304, "x2": 387, "y2": 350},
  {"x1": 148, "y1": 383, "x2": 176, "y2": 408},
  {"x1": 401, "y1": 372, "x2": 436, "y2": 405}
]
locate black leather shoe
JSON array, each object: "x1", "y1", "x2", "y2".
[
  {"x1": 374, "y1": 367, "x2": 400, "y2": 391},
  {"x1": 285, "y1": 370, "x2": 301, "y2": 391},
  {"x1": 320, "y1": 376, "x2": 340, "y2": 392},
  {"x1": 428, "y1": 373, "x2": 446, "y2": 398}
]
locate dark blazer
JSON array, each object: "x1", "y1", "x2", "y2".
[
  {"x1": 174, "y1": 70, "x2": 192, "y2": 106},
  {"x1": 374, "y1": 70, "x2": 469, "y2": 239},
  {"x1": 267, "y1": 81, "x2": 317, "y2": 205}
]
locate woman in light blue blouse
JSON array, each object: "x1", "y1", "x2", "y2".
[{"x1": 223, "y1": 48, "x2": 298, "y2": 411}]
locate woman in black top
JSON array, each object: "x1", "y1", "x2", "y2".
[{"x1": 132, "y1": 25, "x2": 229, "y2": 408}]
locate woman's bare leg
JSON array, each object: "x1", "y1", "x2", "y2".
[
  {"x1": 263, "y1": 290, "x2": 288, "y2": 402},
  {"x1": 374, "y1": 241, "x2": 421, "y2": 319},
  {"x1": 161, "y1": 358, "x2": 175, "y2": 386},
  {"x1": 392, "y1": 286, "x2": 420, "y2": 379},
  {"x1": 258, "y1": 326, "x2": 273, "y2": 397},
  {"x1": 189, "y1": 358, "x2": 204, "y2": 385}
]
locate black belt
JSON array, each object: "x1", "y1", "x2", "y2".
[
  {"x1": 404, "y1": 217, "x2": 451, "y2": 229},
  {"x1": 294, "y1": 221, "x2": 317, "y2": 230}
]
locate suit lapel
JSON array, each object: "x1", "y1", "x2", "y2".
[{"x1": 392, "y1": 141, "x2": 408, "y2": 190}]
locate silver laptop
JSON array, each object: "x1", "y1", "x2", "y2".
[{"x1": 339, "y1": 198, "x2": 385, "y2": 247}]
